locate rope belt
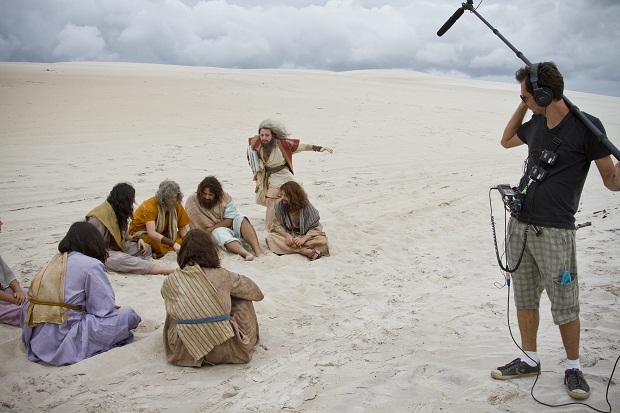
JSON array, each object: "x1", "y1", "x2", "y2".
[
  {"x1": 28, "y1": 298, "x2": 82, "y2": 311},
  {"x1": 175, "y1": 314, "x2": 231, "y2": 325}
]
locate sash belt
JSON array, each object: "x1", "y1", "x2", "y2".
[
  {"x1": 265, "y1": 164, "x2": 287, "y2": 173},
  {"x1": 176, "y1": 314, "x2": 231, "y2": 325}
]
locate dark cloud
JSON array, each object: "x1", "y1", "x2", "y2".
[{"x1": 1, "y1": 0, "x2": 618, "y2": 96}]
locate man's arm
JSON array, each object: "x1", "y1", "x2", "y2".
[
  {"x1": 207, "y1": 219, "x2": 233, "y2": 231},
  {"x1": 303, "y1": 144, "x2": 333, "y2": 153},
  {"x1": 208, "y1": 199, "x2": 239, "y2": 232},
  {"x1": 501, "y1": 103, "x2": 529, "y2": 148},
  {"x1": 146, "y1": 220, "x2": 183, "y2": 252},
  {"x1": 595, "y1": 156, "x2": 620, "y2": 191}
]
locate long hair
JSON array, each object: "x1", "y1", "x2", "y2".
[
  {"x1": 155, "y1": 179, "x2": 183, "y2": 206},
  {"x1": 280, "y1": 181, "x2": 308, "y2": 211},
  {"x1": 258, "y1": 118, "x2": 290, "y2": 140},
  {"x1": 58, "y1": 221, "x2": 109, "y2": 263},
  {"x1": 177, "y1": 229, "x2": 220, "y2": 269},
  {"x1": 515, "y1": 61, "x2": 564, "y2": 101},
  {"x1": 197, "y1": 176, "x2": 223, "y2": 208},
  {"x1": 107, "y1": 183, "x2": 135, "y2": 232}
]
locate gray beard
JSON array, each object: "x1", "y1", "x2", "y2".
[{"x1": 164, "y1": 201, "x2": 176, "y2": 211}]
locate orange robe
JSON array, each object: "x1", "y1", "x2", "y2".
[{"x1": 129, "y1": 197, "x2": 190, "y2": 258}]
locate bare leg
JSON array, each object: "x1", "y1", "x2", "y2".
[
  {"x1": 240, "y1": 218, "x2": 263, "y2": 256},
  {"x1": 225, "y1": 240, "x2": 255, "y2": 261},
  {"x1": 265, "y1": 187, "x2": 280, "y2": 232},
  {"x1": 559, "y1": 317, "x2": 581, "y2": 360},
  {"x1": 517, "y1": 308, "x2": 539, "y2": 351}
]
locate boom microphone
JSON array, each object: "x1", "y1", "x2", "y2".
[{"x1": 437, "y1": 7, "x2": 465, "y2": 37}]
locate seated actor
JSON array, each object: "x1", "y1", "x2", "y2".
[
  {"x1": 129, "y1": 180, "x2": 190, "y2": 258},
  {"x1": 161, "y1": 229, "x2": 264, "y2": 367},
  {"x1": 185, "y1": 176, "x2": 263, "y2": 261},
  {"x1": 266, "y1": 181, "x2": 329, "y2": 260},
  {"x1": 0, "y1": 217, "x2": 27, "y2": 326},
  {"x1": 86, "y1": 183, "x2": 173, "y2": 275},
  {"x1": 21, "y1": 222, "x2": 141, "y2": 366}
]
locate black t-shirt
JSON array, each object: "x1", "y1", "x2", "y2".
[{"x1": 515, "y1": 111, "x2": 610, "y2": 229}]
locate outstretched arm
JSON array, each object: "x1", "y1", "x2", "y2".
[{"x1": 305, "y1": 145, "x2": 333, "y2": 154}]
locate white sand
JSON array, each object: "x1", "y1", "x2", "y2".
[{"x1": 0, "y1": 62, "x2": 618, "y2": 412}]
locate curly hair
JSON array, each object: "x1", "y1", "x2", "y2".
[
  {"x1": 258, "y1": 118, "x2": 290, "y2": 140},
  {"x1": 197, "y1": 176, "x2": 223, "y2": 207},
  {"x1": 280, "y1": 181, "x2": 308, "y2": 212},
  {"x1": 515, "y1": 61, "x2": 564, "y2": 102},
  {"x1": 106, "y1": 183, "x2": 135, "y2": 232},
  {"x1": 155, "y1": 179, "x2": 183, "y2": 207},
  {"x1": 177, "y1": 229, "x2": 220, "y2": 269},
  {"x1": 58, "y1": 221, "x2": 109, "y2": 263}
]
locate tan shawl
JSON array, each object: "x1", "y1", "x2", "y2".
[
  {"x1": 185, "y1": 191, "x2": 233, "y2": 231},
  {"x1": 85, "y1": 201, "x2": 125, "y2": 251},
  {"x1": 156, "y1": 203, "x2": 178, "y2": 242},
  {"x1": 161, "y1": 264, "x2": 235, "y2": 362},
  {"x1": 24, "y1": 252, "x2": 74, "y2": 328}
]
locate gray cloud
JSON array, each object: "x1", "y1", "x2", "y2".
[{"x1": 1, "y1": 0, "x2": 619, "y2": 96}]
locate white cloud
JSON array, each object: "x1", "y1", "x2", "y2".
[
  {"x1": 53, "y1": 24, "x2": 117, "y2": 61},
  {"x1": 0, "y1": 0, "x2": 619, "y2": 96}
]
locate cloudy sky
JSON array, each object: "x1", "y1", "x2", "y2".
[{"x1": 1, "y1": 0, "x2": 619, "y2": 97}]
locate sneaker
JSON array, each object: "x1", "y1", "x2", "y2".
[
  {"x1": 564, "y1": 369, "x2": 590, "y2": 399},
  {"x1": 491, "y1": 358, "x2": 540, "y2": 380}
]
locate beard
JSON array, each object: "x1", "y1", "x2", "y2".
[
  {"x1": 164, "y1": 200, "x2": 177, "y2": 211},
  {"x1": 280, "y1": 199, "x2": 292, "y2": 213},
  {"x1": 261, "y1": 137, "x2": 277, "y2": 150},
  {"x1": 199, "y1": 196, "x2": 218, "y2": 210}
]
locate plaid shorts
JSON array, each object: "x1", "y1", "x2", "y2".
[{"x1": 507, "y1": 218, "x2": 579, "y2": 325}]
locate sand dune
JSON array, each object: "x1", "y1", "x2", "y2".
[{"x1": 0, "y1": 62, "x2": 618, "y2": 412}]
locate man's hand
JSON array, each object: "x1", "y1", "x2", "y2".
[
  {"x1": 13, "y1": 289, "x2": 26, "y2": 305},
  {"x1": 283, "y1": 233, "x2": 295, "y2": 246},
  {"x1": 292, "y1": 235, "x2": 309, "y2": 247},
  {"x1": 138, "y1": 239, "x2": 148, "y2": 255}
]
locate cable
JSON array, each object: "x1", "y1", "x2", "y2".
[
  {"x1": 501, "y1": 259, "x2": 618, "y2": 412},
  {"x1": 489, "y1": 187, "x2": 528, "y2": 273}
]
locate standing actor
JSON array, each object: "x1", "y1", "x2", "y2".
[
  {"x1": 491, "y1": 61, "x2": 620, "y2": 400},
  {"x1": 248, "y1": 118, "x2": 333, "y2": 232}
]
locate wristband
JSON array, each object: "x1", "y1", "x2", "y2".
[
  {"x1": 161, "y1": 236, "x2": 175, "y2": 247},
  {"x1": 312, "y1": 145, "x2": 322, "y2": 152}
]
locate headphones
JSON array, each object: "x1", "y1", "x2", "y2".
[{"x1": 529, "y1": 63, "x2": 554, "y2": 107}]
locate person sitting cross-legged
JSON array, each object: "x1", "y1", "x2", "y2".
[{"x1": 266, "y1": 181, "x2": 329, "y2": 261}]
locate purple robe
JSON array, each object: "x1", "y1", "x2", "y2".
[
  {"x1": 0, "y1": 286, "x2": 28, "y2": 326},
  {"x1": 21, "y1": 251, "x2": 141, "y2": 366}
]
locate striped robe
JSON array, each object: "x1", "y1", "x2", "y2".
[{"x1": 161, "y1": 265, "x2": 264, "y2": 366}]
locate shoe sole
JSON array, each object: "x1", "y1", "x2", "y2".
[
  {"x1": 490, "y1": 369, "x2": 540, "y2": 380},
  {"x1": 567, "y1": 389, "x2": 590, "y2": 400}
]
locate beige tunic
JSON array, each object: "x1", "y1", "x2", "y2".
[
  {"x1": 254, "y1": 143, "x2": 309, "y2": 206},
  {"x1": 163, "y1": 267, "x2": 263, "y2": 367},
  {"x1": 266, "y1": 210, "x2": 330, "y2": 256}
]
